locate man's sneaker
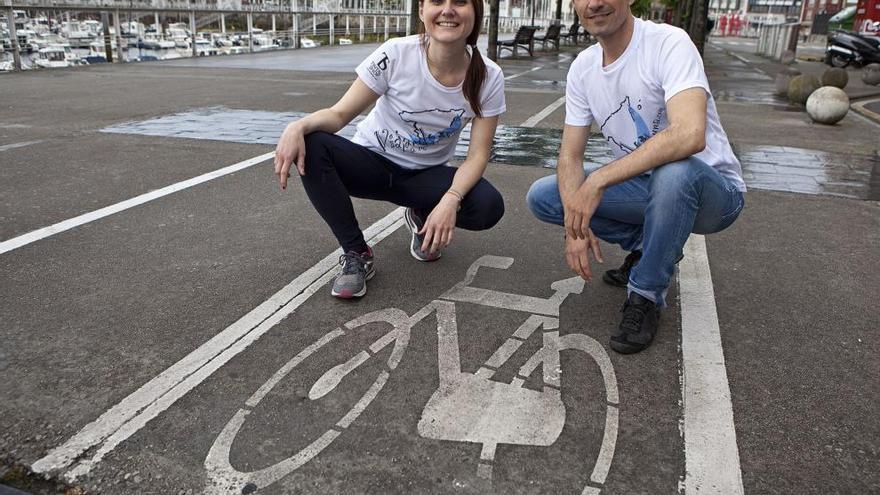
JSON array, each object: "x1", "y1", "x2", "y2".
[
  {"x1": 331, "y1": 248, "x2": 375, "y2": 299},
  {"x1": 610, "y1": 292, "x2": 660, "y2": 354},
  {"x1": 404, "y1": 208, "x2": 440, "y2": 262},
  {"x1": 602, "y1": 250, "x2": 642, "y2": 287}
]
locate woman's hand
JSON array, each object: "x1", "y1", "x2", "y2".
[
  {"x1": 419, "y1": 194, "x2": 460, "y2": 253},
  {"x1": 274, "y1": 122, "x2": 306, "y2": 190}
]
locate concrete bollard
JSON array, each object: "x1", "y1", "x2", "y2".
[
  {"x1": 863, "y1": 64, "x2": 880, "y2": 86},
  {"x1": 821, "y1": 67, "x2": 849, "y2": 89},
  {"x1": 788, "y1": 74, "x2": 821, "y2": 105},
  {"x1": 806, "y1": 86, "x2": 850, "y2": 125},
  {"x1": 775, "y1": 68, "x2": 802, "y2": 96}
]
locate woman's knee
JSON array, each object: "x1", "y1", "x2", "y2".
[{"x1": 476, "y1": 186, "x2": 505, "y2": 230}]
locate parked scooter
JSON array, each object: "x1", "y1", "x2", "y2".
[{"x1": 825, "y1": 29, "x2": 880, "y2": 68}]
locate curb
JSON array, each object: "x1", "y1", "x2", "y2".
[{"x1": 851, "y1": 97, "x2": 880, "y2": 125}]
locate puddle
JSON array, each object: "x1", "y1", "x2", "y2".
[{"x1": 103, "y1": 107, "x2": 879, "y2": 200}]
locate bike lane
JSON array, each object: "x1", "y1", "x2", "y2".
[{"x1": 47, "y1": 164, "x2": 687, "y2": 495}]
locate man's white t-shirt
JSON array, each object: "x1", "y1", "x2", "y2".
[
  {"x1": 353, "y1": 35, "x2": 506, "y2": 170},
  {"x1": 565, "y1": 18, "x2": 746, "y2": 191}
]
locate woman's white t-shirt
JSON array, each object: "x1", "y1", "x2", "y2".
[
  {"x1": 352, "y1": 35, "x2": 506, "y2": 170},
  {"x1": 565, "y1": 18, "x2": 746, "y2": 191}
]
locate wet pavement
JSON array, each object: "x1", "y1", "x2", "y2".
[
  {"x1": 103, "y1": 103, "x2": 878, "y2": 199},
  {"x1": 1, "y1": 34, "x2": 879, "y2": 495}
]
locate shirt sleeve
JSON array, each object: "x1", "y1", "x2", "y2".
[
  {"x1": 657, "y1": 29, "x2": 710, "y2": 102},
  {"x1": 479, "y1": 65, "x2": 506, "y2": 118},
  {"x1": 355, "y1": 41, "x2": 395, "y2": 96},
  {"x1": 564, "y1": 56, "x2": 593, "y2": 127}
]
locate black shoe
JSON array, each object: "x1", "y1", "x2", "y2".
[
  {"x1": 610, "y1": 292, "x2": 660, "y2": 354},
  {"x1": 603, "y1": 250, "x2": 642, "y2": 288}
]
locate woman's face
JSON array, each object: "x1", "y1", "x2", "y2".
[{"x1": 420, "y1": 0, "x2": 476, "y2": 45}]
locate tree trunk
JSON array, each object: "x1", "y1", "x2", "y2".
[
  {"x1": 555, "y1": 0, "x2": 562, "y2": 21},
  {"x1": 689, "y1": 0, "x2": 710, "y2": 54},
  {"x1": 409, "y1": 0, "x2": 422, "y2": 35},
  {"x1": 488, "y1": 0, "x2": 500, "y2": 61}
]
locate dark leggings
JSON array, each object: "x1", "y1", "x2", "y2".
[{"x1": 299, "y1": 131, "x2": 505, "y2": 253}]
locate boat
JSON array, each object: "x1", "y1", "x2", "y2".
[
  {"x1": 300, "y1": 37, "x2": 320, "y2": 48},
  {"x1": 167, "y1": 23, "x2": 191, "y2": 48},
  {"x1": 33, "y1": 45, "x2": 72, "y2": 68},
  {"x1": 194, "y1": 38, "x2": 218, "y2": 56}
]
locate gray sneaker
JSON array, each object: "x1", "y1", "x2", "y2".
[
  {"x1": 331, "y1": 249, "x2": 375, "y2": 299},
  {"x1": 404, "y1": 208, "x2": 440, "y2": 262}
]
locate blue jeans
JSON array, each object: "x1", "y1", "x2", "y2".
[{"x1": 526, "y1": 157, "x2": 745, "y2": 307}]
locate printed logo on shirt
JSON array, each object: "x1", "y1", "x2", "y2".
[
  {"x1": 367, "y1": 52, "x2": 390, "y2": 78},
  {"x1": 372, "y1": 107, "x2": 467, "y2": 154},
  {"x1": 399, "y1": 108, "x2": 465, "y2": 146},
  {"x1": 600, "y1": 96, "x2": 663, "y2": 154}
]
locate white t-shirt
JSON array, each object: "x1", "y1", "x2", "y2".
[
  {"x1": 565, "y1": 18, "x2": 746, "y2": 191},
  {"x1": 353, "y1": 35, "x2": 506, "y2": 170}
]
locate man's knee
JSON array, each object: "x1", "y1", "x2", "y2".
[
  {"x1": 526, "y1": 175, "x2": 561, "y2": 223},
  {"x1": 649, "y1": 158, "x2": 706, "y2": 200}
]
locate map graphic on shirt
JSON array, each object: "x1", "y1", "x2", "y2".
[
  {"x1": 600, "y1": 96, "x2": 653, "y2": 154},
  {"x1": 399, "y1": 108, "x2": 466, "y2": 146}
]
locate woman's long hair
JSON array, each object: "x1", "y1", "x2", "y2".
[{"x1": 420, "y1": 0, "x2": 487, "y2": 117}]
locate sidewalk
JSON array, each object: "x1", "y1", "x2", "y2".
[{"x1": 708, "y1": 34, "x2": 880, "y2": 122}]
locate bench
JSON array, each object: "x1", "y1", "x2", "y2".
[
  {"x1": 535, "y1": 24, "x2": 563, "y2": 51},
  {"x1": 560, "y1": 23, "x2": 581, "y2": 45},
  {"x1": 497, "y1": 25, "x2": 538, "y2": 58}
]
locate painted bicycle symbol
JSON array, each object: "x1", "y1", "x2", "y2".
[{"x1": 204, "y1": 256, "x2": 619, "y2": 494}]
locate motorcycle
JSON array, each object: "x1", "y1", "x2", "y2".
[{"x1": 825, "y1": 29, "x2": 880, "y2": 68}]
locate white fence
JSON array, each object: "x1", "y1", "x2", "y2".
[{"x1": 755, "y1": 21, "x2": 801, "y2": 61}]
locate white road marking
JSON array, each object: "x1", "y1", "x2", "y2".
[
  {"x1": 0, "y1": 151, "x2": 276, "y2": 255},
  {"x1": 504, "y1": 66, "x2": 542, "y2": 80},
  {"x1": 0, "y1": 140, "x2": 43, "y2": 152},
  {"x1": 521, "y1": 96, "x2": 566, "y2": 127},
  {"x1": 679, "y1": 234, "x2": 744, "y2": 494},
  {"x1": 32, "y1": 208, "x2": 406, "y2": 479}
]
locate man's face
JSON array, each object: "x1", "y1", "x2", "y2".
[{"x1": 574, "y1": 0, "x2": 632, "y2": 39}]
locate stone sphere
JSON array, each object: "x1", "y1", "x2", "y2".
[
  {"x1": 775, "y1": 68, "x2": 802, "y2": 96},
  {"x1": 863, "y1": 63, "x2": 880, "y2": 86},
  {"x1": 821, "y1": 67, "x2": 848, "y2": 88},
  {"x1": 806, "y1": 86, "x2": 850, "y2": 125},
  {"x1": 788, "y1": 74, "x2": 821, "y2": 105}
]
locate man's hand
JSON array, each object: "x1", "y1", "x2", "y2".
[
  {"x1": 565, "y1": 231, "x2": 604, "y2": 281},
  {"x1": 564, "y1": 177, "x2": 605, "y2": 240}
]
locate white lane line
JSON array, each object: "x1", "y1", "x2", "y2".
[
  {"x1": 679, "y1": 234, "x2": 744, "y2": 494},
  {"x1": 730, "y1": 52, "x2": 751, "y2": 65},
  {"x1": 33, "y1": 208, "x2": 406, "y2": 479},
  {"x1": 504, "y1": 66, "x2": 542, "y2": 80},
  {"x1": 0, "y1": 151, "x2": 275, "y2": 255},
  {"x1": 521, "y1": 96, "x2": 566, "y2": 128},
  {"x1": 0, "y1": 140, "x2": 43, "y2": 152}
]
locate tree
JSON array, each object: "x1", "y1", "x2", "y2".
[
  {"x1": 665, "y1": 0, "x2": 710, "y2": 54},
  {"x1": 630, "y1": 0, "x2": 653, "y2": 18}
]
